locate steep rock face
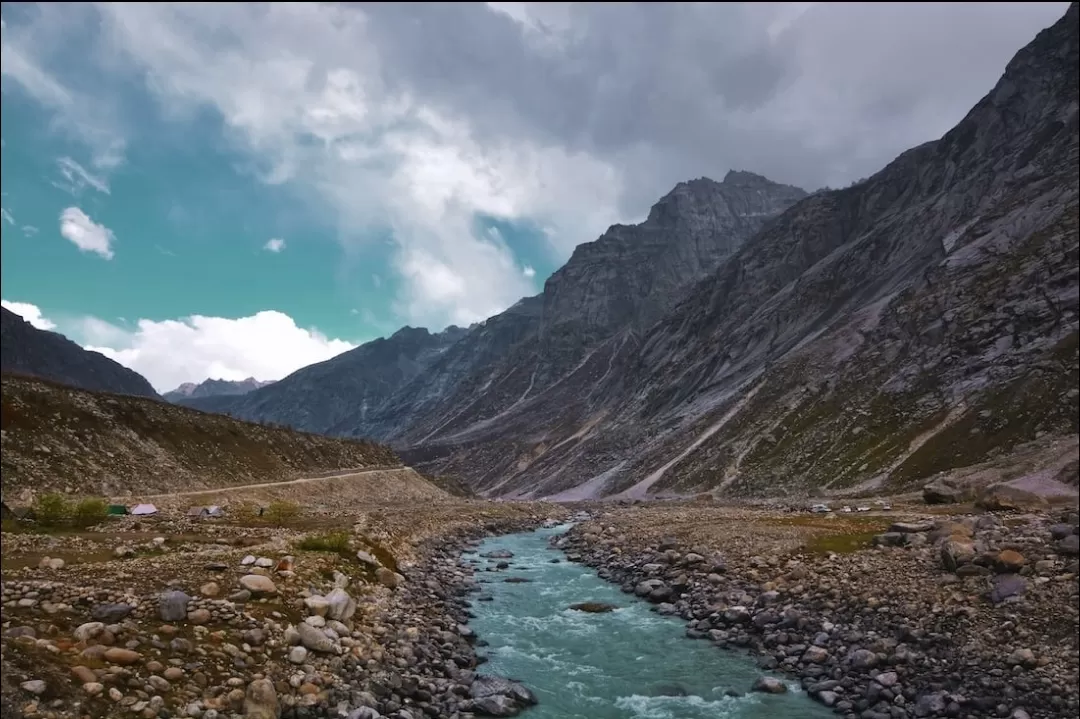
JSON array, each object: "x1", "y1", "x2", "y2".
[
  {"x1": 418, "y1": 2, "x2": 1079, "y2": 499},
  {"x1": 164, "y1": 377, "x2": 273, "y2": 403},
  {"x1": 199, "y1": 173, "x2": 806, "y2": 449},
  {"x1": 0, "y1": 307, "x2": 160, "y2": 400}
]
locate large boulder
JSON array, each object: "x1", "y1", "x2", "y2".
[
  {"x1": 470, "y1": 675, "x2": 538, "y2": 708},
  {"x1": 976, "y1": 483, "x2": 1049, "y2": 511},
  {"x1": 324, "y1": 588, "x2": 356, "y2": 621},
  {"x1": 244, "y1": 678, "x2": 280, "y2": 719},
  {"x1": 923, "y1": 477, "x2": 970, "y2": 505},
  {"x1": 239, "y1": 575, "x2": 278, "y2": 595},
  {"x1": 940, "y1": 537, "x2": 977, "y2": 571},
  {"x1": 159, "y1": 590, "x2": 190, "y2": 622}
]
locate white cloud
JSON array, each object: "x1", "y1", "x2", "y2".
[
  {"x1": 54, "y1": 156, "x2": 110, "y2": 195},
  {"x1": 1, "y1": 299, "x2": 57, "y2": 330},
  {"x1": 263, "y1": 237, "x2": 286, "y2": 253},
  {"x1": 78, "y1": 310, "x2": 356, "y2": 392},
  {"x1": 0, "y1": 207, "x2": 13, "y2": 225},
  {"x1": 81, "y1": 3, "x2": 622, "y2": 329},
  {"x1": 59, "y1": 206, "x2": 116, "y2": 259},
  {"x1": 522, "y1": 265, "x2": 536, "y2": 278},
  {"x1": 22, "y1": 225, "x2": 39, "y2": 236}
]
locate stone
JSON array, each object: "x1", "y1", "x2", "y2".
[
  {"x1": 304, "y1": 596, "x2": 330, "y2": 617},
  {"x1": 73, "y1": 622, "x2": 106, "y2": 643},
  {"x1": 976, "y1": 483, "x2": 1049, "y2": 511},
  {"x1": 355, "y1": 550, "x2": 380, "y2": 567},
  {"x1": 751, "y1": 676, "x2": 788, "y2": 694},
  {"x1": 470, "y1": 675, "x2": 537, "y2": 706},
  {"x1": 239, "y1": 575, "x2": 277, "y2": 595},
  {"x1": 103, "y1": 648, "x2": 141, "y2": 665},
  {"x1": 243, "y1": 678, "x2": 280, "y2": 719},
  {"x1": 159, "y1": 590, "x2": 190, "y2": 622},
  {"x1": 940, "y1": 537, "x2": 976, "y2": 571},
  {"x1": 995, "y1": 549, "x2": 1026, "y2": 573},
  {"x1": 188, "y1": 608, "x2": 212, "y2": 625},
  {"x1": 990, "y1": 574, "x2": 1027, "y2": 604},
  {"x1": 91, "y1": 603, "x2": 132, "y2": 623},
  {"x1": 568, "y1": 602, "x2": 618, "y2": 613},
  {"x1": 325, "y1": 587, "x2": 356, "y2": 621},
  {"x1": 288, "y1": 646, "x2": 309, "y2": 664},
  {"x1": 20, "y1": 680, "x2": 47, "y2": 695},
  {"x1": 1058, "y1": 534, "x2": 1080, "y2": 557},
  {"x1": 923, "y1": 477, "x2": 970, "y2": 504},
  {"x1": 200, "y1": 582, "x2": 221, "y2": 597},
  {"x1": 375, "y1": 567, "x2": 402, "y2": 588},
  {"x1": 481, "y1": 550, "x2": 514, "y2": 559},
  {"x1": 295, "y1": 622, "x2": 336, "y2": 653}
]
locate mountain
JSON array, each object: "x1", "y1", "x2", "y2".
[
  {"x1": 0, "y1": 373, "x2": 408, "y2": 500},
  {"x1": 192, "y1": 3, "x2": 1077, "y2": 500},
  {"x1": 183, "y1": 172, "x2": 808, "y2": 439},
  {"x1": 164, "y1": 376, "x2": 274, "y2": 403},
  {"x1": 427, "y1": 1, "x2": 1079, "y2": 499},
  {"x1": 0, "y1": 306, "x2": 160, "y2": 400}
]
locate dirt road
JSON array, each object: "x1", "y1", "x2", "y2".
[{"x1": 128, "y1": 466, "x2": 407, "y2": 501}]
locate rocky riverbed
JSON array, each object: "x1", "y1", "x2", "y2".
[
  {"x1": 553, "y1": 505, "x2": 1080, "y2": 719},
  {"x1": 0, "y1": 503, "x2": 567, "y2": 719}
]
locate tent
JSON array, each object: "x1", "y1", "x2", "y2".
[
  {"x1": 130, "y1": 503, "x2": 158, "y2": 516},
  {"x1": 205, "y1": 505, "x2": 224, "y2": 518},
  {"x1": 187, "y1": 506, "x2": 209, "y2": 518},
  {"x1": 107, "y1": 504, "x2": 129, "y2": 516}
]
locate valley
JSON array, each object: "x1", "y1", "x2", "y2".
[{"x1": 1, "y1": 4, "x2": 1079, "y2": 719}]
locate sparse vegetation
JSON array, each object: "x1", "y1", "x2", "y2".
[
  {"x1": 33, "y1": 493, "x2": 71, "y2": 527},
  {"x1": 265, "y1": 500, "x2": 301, "y2": 524},
  {"x1": 295, "y1": 531, "x2": 352, "y2": 553},
  {"x1": 72, "y1": 497, "x2": 109, "y2": 528}
]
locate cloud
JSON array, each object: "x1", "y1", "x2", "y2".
[
  {"x1": 77, "y1": 310, "x2": 356, "y2": 392},
  {"x1": 22, "y1": 225, "x2": 39, "y2": 236},
  {"x1": 59, "y1": 206, "x2": 115, "y2": 259},
  {"x1": 263, "y1": 237, "x2": 286, "y2": 253},
  {"x1": 1, "y1": 207, "x2": 13, "y2": 225},
  {"x1": 1, "y1": 299, "x2": 56, "y2": 330},
  {"x1": 53, "y1": 157, "x2": 110, "y2": 195},
  {"x1": 4, "y1": 2, "x2": 1070, "y2": 329},
  {"x1": 522, "y1": 265, "x2": 536, "y2": 279},
  {"x1": 0, "y1": 6, "x2": 127, "y2": 167}
]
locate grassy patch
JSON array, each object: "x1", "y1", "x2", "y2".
[
  {"x1": 295, "y1": 531, "x2": 352, "y2": 553},
  {"x1": 803, "y1": 530, "x2": 882, "y2": 555}
]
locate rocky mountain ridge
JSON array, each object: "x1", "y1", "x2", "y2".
[
  {"x1": 164, "y1": 377, "x2": 275, "y2": 403},
  {"x1": 185, "y1": 171, "x2": 807, "y2": 442},
  {"x1": 189, "y1": 4, "x2": 1077, "y2": 500},
  {"x1": 0, "y1": 306, "x2": 160, "y2": 400}
]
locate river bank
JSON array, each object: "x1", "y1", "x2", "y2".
[
  {"x1": 0, "y1": 503, "x2": 563, "y2": 719},
  {"x1": 553, "y1": 505, "x2": 1080, "y2": 719}
]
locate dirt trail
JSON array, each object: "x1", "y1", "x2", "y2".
[{"x1": 128, "y1": 466, "x2": 406, "y2": 501}]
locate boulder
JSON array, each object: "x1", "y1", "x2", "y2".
[
  {"x1": 325, "y1": 588, "x2": 356, "y2": 621},
  {"x1": 940, "y1": 537, "x2": 976, "y2": 571},
  {"x1": 469, "y1": 675, "x2": 537, "y2": 707},
  {"x1": 976, "y1": 483, "x2": 1049, "y2": 511},
  {"x1": 295, "y1": 622, "x2": 336, "y2": 653},
  {"x1": 158, "y1": 590, "x2": 190, "y2": 622},
  {"x1": 244, "y1": 678, "x2": 280, "y2": 719},
  {"x1": 751, "y1": 676, "x2": 788, "y2": 694},
  {"x1": 375, "y1": 567, "x2": 403, "y2": 589},
  {"x1": 923, "y1": 477, "x2": 970, "y2": 504},
  {"x1": 995, "y1": 549, "x2": 1026, "y2": 573},
  {"x1": 239, "y1": 575, "x2": 278, "y2": 595}
]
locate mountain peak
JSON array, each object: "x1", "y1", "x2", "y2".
[{"x1": 721, "y1": 169, "x2": 782, "y2": 188}]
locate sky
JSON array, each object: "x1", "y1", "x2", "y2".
[{"x1": 0, "y1": 2, "x2": 1069, "y2": 393}]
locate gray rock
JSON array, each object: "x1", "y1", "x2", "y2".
[
  {"x1": 159, "y1": 590, "x2": 190, "y2": 622},
  {"x1": 295, "y1": 622, "x2": 336, "y2": 653}
]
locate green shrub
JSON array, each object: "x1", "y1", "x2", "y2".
[
  {"x1": 34, "y1": 493, "x2": 71, "y2": 527},
  {"x1": 72, "y1": 498, "x2": 109, "y2": 528},
  {"x1": 264, "y1": 500, "x2": 300, "y2": 524},
  {"x1": 295, "y1": 531, "x2": 351, "y2": 553}
]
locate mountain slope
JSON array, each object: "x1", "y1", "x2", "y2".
[
  {"x1": 192, "y1": 172, "x2": 806, "y2": 444},
  {"x1": 417, "y1": 1, "x2": 1079, "y2": 498},
  {"x1": 164, "y1": 377, "x2": 273, "y2": 403},
  {"x1": 0, "y1": 306, "x2": 160, "y2": 399},
  {"x1": 0, "y1": 373, "x2": 403, "y2": 499}
]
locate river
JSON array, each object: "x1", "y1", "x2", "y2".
[{"x1": 465, "y1": 524, "x2": 833, "y2": 719}]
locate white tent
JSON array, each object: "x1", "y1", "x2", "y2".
[
  {"x1": 130, "y1": 503, "x2": 158, "y2": 516},
  {"x1": 206, "y1": 505, "x2": 224, "y2": 517}
]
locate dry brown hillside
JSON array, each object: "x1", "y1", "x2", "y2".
[{"x1": 0, "y1": 373, "x2": 402, "y2": 500}]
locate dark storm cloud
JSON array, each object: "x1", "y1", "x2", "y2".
[{"x1": 356, "y1": 1, "x2": 1069, "y2": 208}]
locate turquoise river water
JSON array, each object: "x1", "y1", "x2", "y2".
[{"x1": 467, "y1": 524, "x2": 834, "y2": 719}]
